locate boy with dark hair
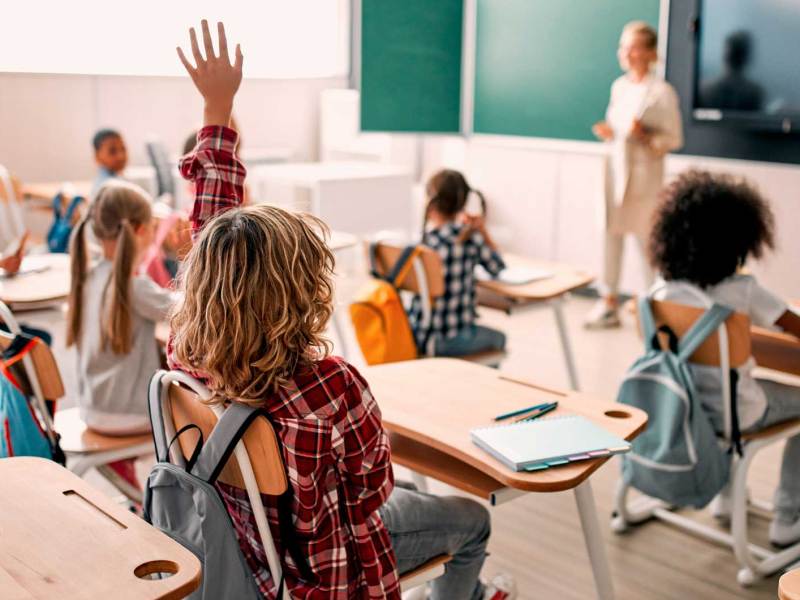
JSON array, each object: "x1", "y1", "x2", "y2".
[{"x1": 91, "y1": 128, "x2": 128, "y2": 195}]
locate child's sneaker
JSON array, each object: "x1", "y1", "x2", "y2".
[
  {"x1": 483, "y1": 573, "x2": 517, "y2": 600},
  {"x1": 583, "y1": 301, "x2": 621, "y2": 330}
]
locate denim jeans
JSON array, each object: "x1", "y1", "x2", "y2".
[
  {"x1": 434, "y1": 325, "x2": 506, "y2": 357},
  {"x1": 379, "y1": 485, "x2": 490, "y2": 600}
]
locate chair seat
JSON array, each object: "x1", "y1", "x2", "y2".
[
  {"x1": 55, "y1": 407, "x2": 152, "y2": 454},
  {"x1": 398, "y1": 554, "x2": 451, "y2": 591},
  {"x1": 742, "y1": 418, "x2": 800, "y2": 443}
]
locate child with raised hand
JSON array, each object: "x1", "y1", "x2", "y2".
[
  {"x1": 650, "y1": 170, "x2": 800, "y2": 546},
  {"x1": 169, "y1": 21, "x2": 514, "y2": 600},
  {"x1": 67, "y1": 180, "x2": 179, "y2": 487},
  {"x1": 409, "y1": 169, "x2": 507, "y2": 357}
]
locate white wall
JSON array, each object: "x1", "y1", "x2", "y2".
[
  {"x1": 420, "y1": 135, "x2": 800, "y2": 299},
  {"x1": 0, "y1": 73, "x2": 348, "y2": 182}
]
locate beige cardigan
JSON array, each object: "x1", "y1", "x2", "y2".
[{"x1": 604, "y1": 73, "x2": 684, "y2": 236}]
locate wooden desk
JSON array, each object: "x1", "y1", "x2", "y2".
[
  {"x1": 780, "y1": 568, "x2": 800, "y2": 600},
  {"x1": 365, "y1": 358, "x2": 647, "y2": 600},
  {"x1": 0, "y1": 457, "x2": 200, "y2": 599},
  {"x1": 22, "y1": 181, "x2": 93, "y2": 206},
  {"x1": 0, "y1": 253, "x2": 70, "y2": 309},
  {"x1": 477, "y1": 253, "x2": 594, "y2": 390}
]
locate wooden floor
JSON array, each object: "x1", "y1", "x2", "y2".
[{"x1": 22, "y1": 266, "x2": 792, "y2": 599}]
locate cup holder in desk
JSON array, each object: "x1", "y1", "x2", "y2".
[
  {"x1": 135, "y1": 560, "x2": 179, "y2": 580},
  {"x1": 604, "y1": 410, "x2": 631, "y2": 419}
]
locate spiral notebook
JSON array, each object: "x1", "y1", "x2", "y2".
[{"x1": 470, "y1": 415, "x2": 630, "y2": 472}]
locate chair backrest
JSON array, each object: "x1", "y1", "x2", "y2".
[
  {"x1": 0, "y1": 302, "x2": 65, "y2": 401},
  {"x1": 0, "y1": 165, "x2": 26, "y2": 243},
  {"x1": 145, "y1": 140, "x2": 175, "y2": 197},
  {"x1": 646, "y1": 299, "x2": 751, "y2": 368},
  {"x1": 166, "y1": 380, "x2": 287, "y2": 496},
  {"x1": 371, "y1": 242, "x2": 445, "y2": 298}
]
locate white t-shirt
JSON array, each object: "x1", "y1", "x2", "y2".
[
  {"x1": 76, "y1": 260, "x2": 179, "y2": 434},
  {"x1": 650, "y1": 275, "x2": 788, "y2": 429}
]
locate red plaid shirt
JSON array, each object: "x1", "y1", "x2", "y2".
[{"x1": 172, "y1": 126, "x2": 401, "y2": 599}]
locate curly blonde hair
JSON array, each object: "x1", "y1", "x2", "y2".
[{"x1": 170, "y1": 205, "x2": 335, "y2": 405}]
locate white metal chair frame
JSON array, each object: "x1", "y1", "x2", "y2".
[
  {"x1": 154, "y1": 371, "x2": 444, "y2": 599},
  {"x1": 612, "y1": 284, "x2": 800, "y2": 586}
]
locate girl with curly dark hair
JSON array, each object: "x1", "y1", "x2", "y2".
[{"x1": 649, "y1": 170, "x2": 800, "y2": 546}]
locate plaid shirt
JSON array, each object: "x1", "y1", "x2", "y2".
[
  {"x1": 172, "y1": 127, "x2": 400, "y2": 599},
  {"x1": 408, "y1": 223, "x2": 505, "y2": 351}
]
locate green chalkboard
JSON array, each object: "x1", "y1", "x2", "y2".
[
  {"x1": 360, "y1": 0, "x2": 463, "y2": 133},
  {"x1": 473, "y1": 0, "x2": 660, "y2": 141}
]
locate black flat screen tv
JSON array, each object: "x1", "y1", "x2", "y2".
[{"x1": 693, "y1": 0, "x2": 800, "y2": 134}]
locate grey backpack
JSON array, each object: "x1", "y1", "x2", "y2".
[
  {"x1": 617, "y1": 298, "x2": 741, "y2": 509},
  {"x1": 144, "y1": 372, "x2": 312, "y2": 599}
]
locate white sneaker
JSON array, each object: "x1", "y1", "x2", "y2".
[
  {"x1": 483, "y1": 573, "x2": 517, "y2": 600},
  {"x1": 769, "y1": 517, "x2": 800, "y2": 548},
  {"x1": 709, "y1": 489, "x2": 732, "y2": 521},
  {"x1": 583, "y1": 301, "x2": 621, "y2": 330}
]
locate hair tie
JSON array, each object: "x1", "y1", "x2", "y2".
[{"x1": 118, "y1": 218, "x2": 130, "y2": 234}]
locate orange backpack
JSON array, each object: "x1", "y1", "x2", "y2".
[{"x1": 349, "y1": 244, "x2": 421, "y2": 366}]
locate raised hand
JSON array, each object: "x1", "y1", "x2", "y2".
[{"x1": 177, "y1": 20, "x2": 243, "y2": 127}]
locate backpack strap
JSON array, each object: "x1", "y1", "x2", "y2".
[
  {"x1": 64, "y1": 195, "x2": 85, "y2": 221},
  {"x1": 51, "y1": 193, "x2": 64, "y2": 218},
  {"x1": 677, "y1": 303, "x2": 734, "y2": 362},
  {"x1": 191, "y1": 402, "x2": 262, "y2": 484},
  {"x1": 147, "y1": 370, "x2": 170, "y2": 462},
  {"x1": 369, "y1": 243, "x2": 421, "y2": 287},
  {"x1": 638, "y1": 298, "x2": 658, "y2": 350}
]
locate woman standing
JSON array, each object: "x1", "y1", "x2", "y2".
[{"x1": 585, "y1": 21, "x2": 683, "y2": 329}]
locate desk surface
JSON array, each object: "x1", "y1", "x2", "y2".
[
  {"x1": 0, "y1": 457, "x2": 200, "y2": 600},
  {"x1": 365, "y1": 358, "x2": 647, "y2": 494},
  {"x1": 22, "y1": 181, "x2": 93, "y2": 202},
  {"x1": 478, "y1": 253, "x2": 594, "y2": 302},
  {"x1": 781, "y1": 568, "x2": 800, "y2": 600},
  {"x1": 0, "y1": 254, "x2": 70, "y2": 307}
]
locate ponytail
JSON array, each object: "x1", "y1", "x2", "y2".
[
  {"x1": 103, "y1": 220, "x2": 136, "y2": 354},
  {"x1": 66, "y1": 217, "x2": 90, "y2": 347}
]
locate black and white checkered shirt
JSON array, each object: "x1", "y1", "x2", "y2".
[{"x1": 407, "y1": 223, "x2": 505, "y2": 352}]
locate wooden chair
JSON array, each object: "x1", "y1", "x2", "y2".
[
  {"x1": 0, "y1": 164, "x2": 26, "y2": 246},
  {"x1": 0, "y1": 300, "x2": 152, "y2": 502},
  {"x1": 370, "y1": 241, "x2": 507, "y2": 367},
  {"x1": 150, "y1": 369, "x2": 450, "y2": 598},
  {"x1": 612, "y1": 297, "x2": 800, "y2": 587}
]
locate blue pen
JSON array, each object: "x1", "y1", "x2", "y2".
[
  {"x1": 516, "y1": 402, "x2": 558, "y2": 423},
  {"x1": 494, "y1": 402, "x2": 552, "y2": 421}
]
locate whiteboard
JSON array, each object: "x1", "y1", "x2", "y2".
[{"x1": 0, "y1": 0, "x2": 350, "y2": 79}]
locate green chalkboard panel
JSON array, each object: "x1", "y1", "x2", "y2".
[
  {"x1": 360, "y1": 0, "x2": 463, "y2": 133},
  {"x1": 473, "y1": 0, "x2": 660, "y2": 141}
]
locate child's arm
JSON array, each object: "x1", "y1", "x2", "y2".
[
  {"x1": 338, "y1": 365, "x2": 394, "y2": 517},
  {"x1": 176, "y1": 21, "x2": 247, "y2": 238},
  {"x1": 466, "y1": 216, "x2": 505, "y2": 277}
]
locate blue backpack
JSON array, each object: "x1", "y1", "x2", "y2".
[
  {"x1": 47, "y1": 193, "x2": 85, "y2": 253},
  {"x1": 617, "y1": 298, "x2": 740, "y2": 509}
]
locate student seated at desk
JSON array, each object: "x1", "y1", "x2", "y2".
[
  {"x1": 409, "y1": 170, "x2": 507, "y2": 357},
  {"x1": 67, "y1": 181, "x2": 178, "y2": 488},
  {"x1": 649, "y1": 170, "x2": 800, "y2": 546},
  {"x1": 91, "y1": 128, "x2": 128, "y2": 196},
  {"x1": 168, "y1": 21, "x2": 514, "y2": 599}
]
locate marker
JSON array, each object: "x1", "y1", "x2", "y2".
[{"x1": 494, "y1": 402, "x2": 552, "y2": 421}]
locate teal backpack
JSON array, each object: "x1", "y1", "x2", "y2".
[{"x1": 618, "y1": 298, "x2": 741, "y2": 509}]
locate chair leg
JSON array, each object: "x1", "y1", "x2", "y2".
[{"x1": 611, "y1": 477, "x2": 660, "y2": 533}]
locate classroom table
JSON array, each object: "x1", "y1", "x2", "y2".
[
  {"x1": 780, "y1": 568, "x2": 800, "y2": 600},
  {"x1": 250, "y1": 161, "x2": 414, "y2": 237},
  {"x1": 22, "y1": 180, "x2": 93, "y2": 203},
  {"x1": 364, "y1": 358, "x2": 647, "y2": 600},
  {"x1": 477, "y1": 253, "x2": 594, "y2": 390},
  {"x1": 0, "y1": 253, "x2": 70, "y2": 310},
  {"x1": 0, "y1": 457, "x2": 201, "y2": 599}
]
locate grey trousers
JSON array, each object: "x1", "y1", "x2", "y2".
[{"x1": 379, "y1": 485, "x2": 490, "y2": 600}]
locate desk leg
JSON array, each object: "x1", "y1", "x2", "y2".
[
  {"x1": 574, "y1": 480, "x2": 615, "y2": 600},
  {"x1": 551, "y1": 297, "x2": 580, "y2": 391}
]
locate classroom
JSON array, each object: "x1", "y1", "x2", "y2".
[{"x1": 2, "y1": 1, "x2": 800, "y2": 599}]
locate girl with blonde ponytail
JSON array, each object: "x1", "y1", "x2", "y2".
[{"x1": 67, "y1": 180, "x2": 178, "y2": 488}]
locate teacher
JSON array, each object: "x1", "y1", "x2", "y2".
[{"x1": 585, "y1": 21, "x2": 683, "y2": 329}]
